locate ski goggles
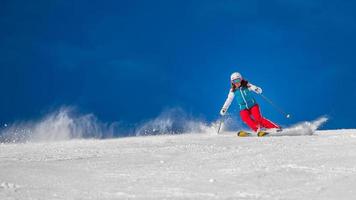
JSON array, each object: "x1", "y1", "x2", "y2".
[{"x1": 232, "y1": 78, "x2": 242, "y2": 84}]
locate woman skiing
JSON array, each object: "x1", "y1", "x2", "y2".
[{"x1": 220, "y1": 72, "x2": 280, "y2": 136}]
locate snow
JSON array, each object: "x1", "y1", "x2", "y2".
[{"x1": 1, "y1": 129, "x2": 356, "y2": 199}]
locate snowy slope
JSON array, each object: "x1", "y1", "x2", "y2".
[{"x1": 1, "y1": 129, "x2": 356, "y2": 200}]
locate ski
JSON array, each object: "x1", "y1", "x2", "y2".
[
  {"x1": 236, "y1": 130, "x2": 270, "y2": 137},
  {"x1": 257, "y1": 131, "x2": 269, "y2": 137},
  {"x1": 237, "y1": 131, "x2": 252, "y2": 137}
]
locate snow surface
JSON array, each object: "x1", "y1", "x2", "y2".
[{"x1": 1, "y1": 128, "x2": 356, "y2": 200}]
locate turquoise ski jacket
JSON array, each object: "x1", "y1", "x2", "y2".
[{"x1": 233, "y1": 86, "x2": 257, "y2": 110}]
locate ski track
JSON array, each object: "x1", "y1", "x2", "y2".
[{"x1": 1, "y1": 129, "x2": 356, "y2": 199}]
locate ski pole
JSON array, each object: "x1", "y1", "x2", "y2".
[
  {"x1": 217, "y1": 113, "x2": 230, "y2": 134},
  {"x1": 217, "y1": 118, "x2": 224, "y2": 134},
  {"x1": 259, "y1": 94, "x2": 291, "y2": 119},
  {"x1": 216, "y1": 113, "x2": 231, "y2": 133}
]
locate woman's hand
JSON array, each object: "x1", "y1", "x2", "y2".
[
  {"x1": 220, "y1": 108, "x2": 227, "y2": 116},
  {"x1": 254, "y1": 86, "x2": 263, "y2": 94}
]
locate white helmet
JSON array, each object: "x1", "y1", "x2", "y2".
[{"x1": 230, "y1": 72, "x2": 242, "y2": 81}]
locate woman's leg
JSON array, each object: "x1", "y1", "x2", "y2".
[
  {"x1": 240, "y1": 109, "x2": 259, "y2": 132},
  {"x1": 250, "y1": 104, "x2": 280, "y2": 129}
]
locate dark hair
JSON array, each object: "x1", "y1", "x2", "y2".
[{"x1": 231, "y1": 79, "x2": 248, "y2": 92}]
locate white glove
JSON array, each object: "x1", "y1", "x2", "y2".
[
  {"x1": 254, "y1": 87, "x2": 262, "y2": 94},
  {"x1": 220, "y1": 108, "x2": 227, "y2": 116},
  {"x1": 249, "y1": 84, "x2": 263, "y2": 94}
]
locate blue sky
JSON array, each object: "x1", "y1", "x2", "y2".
[{"x1": 1, "y1": 0, "x2": 355, "y2": 131}]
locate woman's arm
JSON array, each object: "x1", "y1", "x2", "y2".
[
  {"x1": 248, "y1": 83, "x2": 263, "y2": 94},
  {"x1": 220, "y1": 89, "x2": 235, "y2": 115}
]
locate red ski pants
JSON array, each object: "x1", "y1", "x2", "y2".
[{"x1": 240, "y1": 104, "x2": 279, "y2": 132}]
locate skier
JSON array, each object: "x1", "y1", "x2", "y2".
[{"x1": 220, "y1": 72, "x2": 280, "y2": 136}]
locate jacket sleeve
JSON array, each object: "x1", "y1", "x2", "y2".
[
  {"x1": 222, "y1": 89, "x2": 235, "y2": 111},
  {"x1": 247, "y1": 82, "x2": 258, "y2": 91},
  {"x1": 247, "y1": 82, "x2": 263, "y2": 94}
]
